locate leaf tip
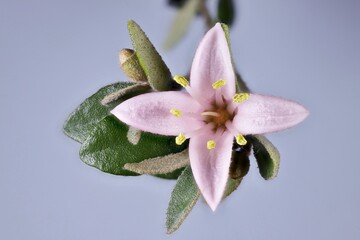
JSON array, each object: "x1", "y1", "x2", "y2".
[
  {"x1": 122, "y1": 163, "x2": 136, "y2": 173},
  {"x1": 127, "y1": 19, "x2": 136, "y2": 27}
]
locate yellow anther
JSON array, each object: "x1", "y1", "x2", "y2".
[
  {"x1": 212, "y1": 79, "x2": 226, "y2": 89},
  {"x1": 173, "y1": 75, "x2": 189, "y2": 87},
  {"x1": 170, "y1": 108, "x2": 182, "y2": 117},
  {"x1": 207, "y1": 140, "x2": 216, "y2": 150},
  {"x1": 233, "y1": 93, "x2": 249, "y2": 103},
  {"x1": 175, "y1": 133, "x2": 186, "y2": 145},
  {"x1": 236, "y1": 134, "x2": 247, "y2": 146}
]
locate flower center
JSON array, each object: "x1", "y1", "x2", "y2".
[
  {"x1": 171, "y1": 76, "x2": 251, "y2": 149},
  {"x1": 202, "y1": 106, "x2": 232, "y2": 128}
]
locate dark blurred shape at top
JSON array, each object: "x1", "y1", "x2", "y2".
[
  {"x1": 168, "y1": 0, "x2": 187, "y2": 8},
  {"x1": 218, "y1": 0, "x2": 235, "y2": 26}
]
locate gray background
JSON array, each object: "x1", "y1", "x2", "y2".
[{"x1": 1, "y1": 0, "x2": 359, "y2": 239}]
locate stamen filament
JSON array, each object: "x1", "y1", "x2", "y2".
[
  {"x1": 175, "y1": 133, "x2": 186, "y2": 145},
  {"x1": 201, "y1": 111, "x2": 221, "y2": 117},
  {"x1": 207, "y1": 140, "x2": 216, "y2": 150},
  {"x1": 170, "y1": 108, "x2": 182, "y2": 117},
  {"x1": 173, "y1": 75, "x2": 189, "y2": 87},
  {"x1": 170, "y1": 109, "x2": 207, "y2": 121},
  {"x1": 215, "y1": 89, "x2": 225, "y2": 106}
]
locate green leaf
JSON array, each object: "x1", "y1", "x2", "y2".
[
  {"x1": 127, "y1": 20, "x2": 178, "y2": 91},
  {"x1": 124, "y1": 149, "x2": 189, "y2": 175},
  {"x1": 166, "y1": 166, "x2": 200, "y2": 234},
  {"x1": 223, "y1": 178, "x2": 242, "y2": 199},
  {"x1": 80, "y1": 115, "x2": 188, "y2": 178},
  {"x1": 220, "y1": 23, "x2": 231, "y2": 47},
  {"x1": 64, "y1": 82, "x2": 141, "y2": 143},
  {"x1": 218, "y1": 0, "x2": 235, "y2": 26},
  {"x1": 250, "y1": 135, "x2": 280, "y2": 180},
  {"x1": 164, "y1": 0, "x2": 200, "y2": 50},
  {"x1": 235, "y1": 72, "x2": 250, "y2": 93}
]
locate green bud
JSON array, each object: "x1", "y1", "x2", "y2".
[
  {"x1": 119, "y1": 48, "x2": 147, "y2": 82},
  {"x1": 229, "y1": 142, "x2": 251, "y2": 179}
]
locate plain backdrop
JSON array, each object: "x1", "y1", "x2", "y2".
[{"x1": 1, "y1": 0, "x2": 360, "y2": 239}]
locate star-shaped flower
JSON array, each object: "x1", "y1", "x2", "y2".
[{"x1": 111, "y1": 23, "x2": 309, "y2": 211}]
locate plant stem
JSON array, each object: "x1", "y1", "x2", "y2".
[{"x1": 199, "y1": 0, "x2": 213, "y2": 30}]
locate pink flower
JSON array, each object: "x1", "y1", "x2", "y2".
[{"x1": 111, "y1": 23, "x2": 309, "y2": 211}]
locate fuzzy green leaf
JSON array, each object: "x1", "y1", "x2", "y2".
[
  {"x1": 220, "y1": 23, "x2": 231, "y2": 49},
  {"x1": 166, "y1": 166, "x2": 200, "y2": 234},
  {"x1": 164, "y1": 0, "x2": 200, "y2": 50},
  {"x1": 126, "y1": 126, "x2": 142, "y2": 145},
  {"x1": 251, "y1": 135, "x2": 280, "y2": 180},
  {"x1": 80, "y1": 115, "x2": 187, "y2": 178},
  {"x1": 127, "y1": 20, "x2": 178, "y2": 91},
  {"x1": 64, "y1": 82, "x2": 141, "y2": 143},
  {"x1": 218, "y1": 0, "x2": 235, "y2": 26},
  {"x1": 223, "y1": 178, "x2": 242, "y2": 199},
  {"x1": 235, "y1": 72, "x2": 250, "y2": 93}
]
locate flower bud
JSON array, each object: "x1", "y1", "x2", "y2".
[
  {"x1": 229, "y1": 142, "x2": 251, "y2": 179},
  {"x1": 119, "y1": 48, "x2": 147, "y2": 82}
]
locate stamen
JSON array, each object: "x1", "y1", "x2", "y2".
[
  {"x1": 175, "y1": 133, "x2": 186, "y2": 145},
  {"x1": 173, "y1": 75, "x2": 189, "y2": 87},
  {"x1": 235, "y1": 134, "x2": 247, "y2": 146},
  {"x1": 207, "y1": 140, "x2": 216, "y2": 150},
  {"x1": 212, "y1": 79, "x2": 226, "y2": 89},
  {"x1": 233, "y1": 93, "x2": 249, "y2": 103},
  {"x1": 215, "y1": 90, "x2": 224, "y2": 106},
  {"x1": 201, "y1": 111, "x2": 221, "y2": 117},
  {"x1": 170, "y1": 108, "x2": 182, "y2": 117}
]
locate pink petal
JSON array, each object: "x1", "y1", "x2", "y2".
[
  {"x1": 189, "y1": 130, "x2": 234, "y2": 211},
  {"x1": 233, "y1": 94, "x2": 309, "y2": 135},
  {"x1": 190, "y1": 23, "x2": 236, "y2": 102},
  {"x1": 111, "y1": 91, "x2": 204, "y2": 136}
]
